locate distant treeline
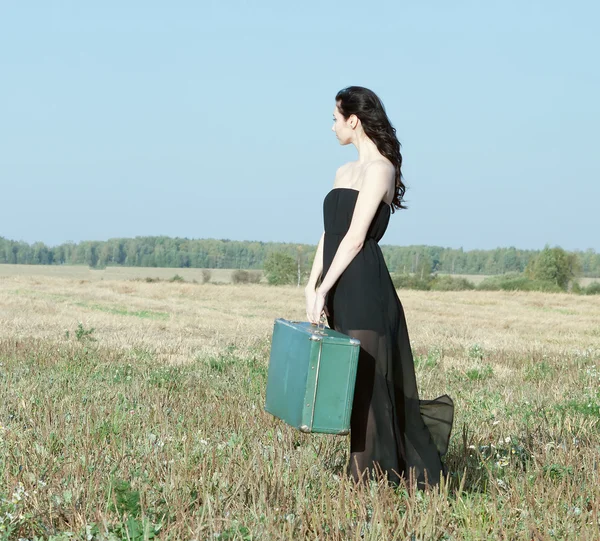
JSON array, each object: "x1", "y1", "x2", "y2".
[{"x1": 1, "y1": 236, "x2": 600, "y2": 277}]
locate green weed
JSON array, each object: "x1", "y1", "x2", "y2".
[
  {"x1": 414, "y1": 347, "x2": 442, "y2": 369},
  {"x1": 524, "y1": 360, "x2": 554, "y2": 382},
  {"x1": 466, "y1": 365, "x2": 494, "y2": 381}
]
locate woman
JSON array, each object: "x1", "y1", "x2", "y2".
[{"x1": 304, "y1": 86, "x2": 454, "y2": 490}]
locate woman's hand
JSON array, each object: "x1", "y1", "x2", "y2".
[
  {"x1": 306, "y1": 287, "x2": 328, "y2": 324},
  {"x1": 305, "y1": 287, "x2": 317, "y2": 322}
]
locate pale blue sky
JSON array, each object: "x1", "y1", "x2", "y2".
[{"x1": 1, "y1": 1, "x2": 598, "y2": 251}]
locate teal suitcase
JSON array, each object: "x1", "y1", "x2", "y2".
[{"x1": 265, "y1": 318, "x2": 360, "y2": 435}]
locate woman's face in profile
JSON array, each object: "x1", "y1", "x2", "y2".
[{"x1": 332, "y1": 104, "x2": 352, "y2": 146}]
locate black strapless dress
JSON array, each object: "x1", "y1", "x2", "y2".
[{"x1": 322, "y1": 188, "x2": 454, "y2": 489}]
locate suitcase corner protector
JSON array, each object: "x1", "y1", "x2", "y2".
[
  {"x1": 349, "y1": 338, "x2": 360, "y2": 346},
  {"x1": 336, "y1": 429, "x2": 350, "y2": 435},
  {"x1": 299, "y1": 425, "x2": 311, "y2": 433}
]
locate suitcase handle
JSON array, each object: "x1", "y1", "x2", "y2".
[{"x1": 310, "y1": 314, "x2": 327, "y2": 333}]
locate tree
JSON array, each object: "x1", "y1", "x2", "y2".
[
  {"x1": 98, "y1": 243, "x2": 112, "y2": 267},
  {"x1": 526, "y1": 245, "x2": 581, "y2": 290},
  {"x1": 263, "y1": 252, "x2": 296, "y2": 285},
  {"x1": 83, "y1": 242, "x2": 99, "y2": 267},
  {"x1": 296, "y1": 245, "x2": 307, "y2": 287},
  {"x1": 417, "y1": 253, "x2": 433, "y2": 280}
]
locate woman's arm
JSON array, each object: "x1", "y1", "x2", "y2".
[
  {"x1": 305, "y1": 231, "x2": 325, "y2": 292},
  {"x1": 315, "y1": 162, "x2": 393, "y2": 300},
  {"x1": 304, "y1": 164, "x2": 348, "y2": 294},
  {"x1": 305, "y1": 232, "x2": 325, "y2": 322}
]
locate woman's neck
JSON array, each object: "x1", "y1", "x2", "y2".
[{"x1": 354, "y1": 132, "x2": 382, "y2": 163}]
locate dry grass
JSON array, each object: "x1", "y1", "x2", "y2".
[
  {"x1": 439, "y1": 273, "x2": 600, "y2": 288},
  {"x1": 0, "y1": 264, "x2": 244, "y2": 284},
  {"x1": 1, "y1": 264, "x2": 597, "y2": 287},
  {"x1": 1, "y1": 273, "x2": 599, "y2": 540}
]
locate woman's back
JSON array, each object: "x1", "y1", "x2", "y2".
[{"x1": 331, "y1": 159, "x2": 396, "y2": 206}]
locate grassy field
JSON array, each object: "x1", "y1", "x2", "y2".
[
  {"x1": 1, "y1": 265, "x2": 597, "y2": 288},
  {"x1": 0, "y1": 264, "x2": 240, "y2": 284},
  {"x1": 1, "y1": 269, "x2": 599, "y2": 539},
  {"x1": 437, "y1": 273, "x2": 600, "y2": 288}
]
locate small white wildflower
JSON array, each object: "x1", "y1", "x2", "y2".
[
  {"x1": 504, "y1": 437, "x2": 511, "y2": 443},
  {"x1": 11, "y1": 483, "x2": 28, "y2": 504},
  {"x1": 492, "y1": 420, "x2": 500, "y2": 426}
]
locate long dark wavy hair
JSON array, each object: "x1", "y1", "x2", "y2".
[{"x1": 335, "y1": 86, "x2": 406, "y2": 211}]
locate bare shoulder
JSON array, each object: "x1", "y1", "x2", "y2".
[
  {"x1": 364, "y1": 158, "x2": 395, "y2": 177},
  {"x1": 332, "y1": 161, "x2": 356, "y2": 188},
  {"x1": 361, "y1": 159, "x2": 395, "y2": 202},
  {"x1": 363, "y1": 159, "x2": 395, "y2": 190},
  {"x1": 335, "y1": 161, "x2": 355, "y2": 178}
]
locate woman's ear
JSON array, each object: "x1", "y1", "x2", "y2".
[{"x1": 348, "y1": 114, "x2": 360, "y2": 130}]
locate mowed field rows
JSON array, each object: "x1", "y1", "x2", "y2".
[
  {"x1": 0, "y1": 270, "x2": 599, "y2": 539},
  {"x1": 0, "y1": 264, "x2": 239, "y2": 284},
  {"x1": 1, "y1": 264, "x2": 599, "y2": 287}
]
